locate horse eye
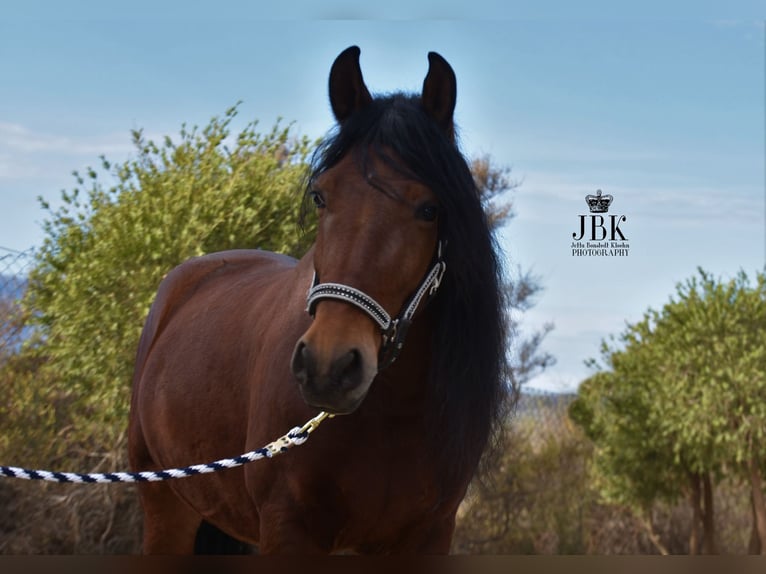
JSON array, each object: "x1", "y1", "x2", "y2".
[
  {"x1": 416, "y1": 204, "x2": 439, "y2": 222},
  {"x1": 309, "y1": 191, "x2": 326, "y2": 209}
]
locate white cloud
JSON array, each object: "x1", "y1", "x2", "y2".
[
  {"x1": 510, "y1": 170, "x2": 762, "y2": 226},
  {"x1": 711, "y1": 19, "x2": 766, "y2": 30},
  {"x1": 0, "y1": 122, "x2": 166, "y2": 182},
  {"x1": 510, "y1": 144, "x2": 667, "y2": 165},
  {"x1": 0, "y1": 122, "x2": 134, "y2": 157}
]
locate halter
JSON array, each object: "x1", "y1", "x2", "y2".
[{"x1": 306, "y1": 241, "x2": 446, "y2": 371}]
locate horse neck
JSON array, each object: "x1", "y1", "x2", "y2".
[{"x1": 361, "y1": 309, "x2": 434, "y2": 418}]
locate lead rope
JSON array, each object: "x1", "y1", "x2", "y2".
[{"x1": 0, "y1": 411, "x2": 333, "y2": 483}]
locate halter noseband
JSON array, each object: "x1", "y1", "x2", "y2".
[{"x1": 306, "y1": 241, "x2": 446, "y2": 371}]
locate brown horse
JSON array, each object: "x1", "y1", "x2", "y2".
[{"x1": 128, "y1": 46, "x2": 508, "y2": 554}]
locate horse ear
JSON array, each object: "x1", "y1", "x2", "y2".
[
  {"x1": 329, "y1": 46, "x2": 373, "y2": 123},
  {"x1": 421, "y1": 52, "x2": 457, "y2": 141}
]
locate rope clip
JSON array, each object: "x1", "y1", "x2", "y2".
[{"x1": 295, "y1": 411, "x2": 335, "y2": 437}]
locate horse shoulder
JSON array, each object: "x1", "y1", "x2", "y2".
[{"x1": 132, "y1": 249, "x2": 296, "y2": 385}]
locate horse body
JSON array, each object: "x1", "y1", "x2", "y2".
[
  {"x1": 129, "y1": 249, "x2": 465, "y2": 553},
  {"x1": 129, "y1": 46, "x2": 507, "y2": 554}
]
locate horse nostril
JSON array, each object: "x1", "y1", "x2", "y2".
[
  {"x1": 291, "y1": 341, "x2": 314, "y2": 382},
  {"x1": 332, "y1": 348, "x2": 363, "y2": 390},
  {"x1": 293, "y1": 342, "x2": 367, "y2": 395}
]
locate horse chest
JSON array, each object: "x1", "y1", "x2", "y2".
[
  {"x1": 349, "y1": 462, "x2": 442, "y2": 515},
  {"x1": 308, "y1": 441, "x2": 464, "y2": 551}
]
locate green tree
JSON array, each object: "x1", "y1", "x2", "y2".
[
  {"x1": 15, "y1": 105, "x2": 314, "y2": 457},
  {"x1": 570, "y1": 367, "x2": 683, "y2": 554},
  {"x1": 570, "y1": 268, "x2": 766, "y2": 554}
]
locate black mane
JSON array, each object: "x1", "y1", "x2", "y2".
[{"x1": 307, "y1": 92, "x2": 510, "y2": 481}]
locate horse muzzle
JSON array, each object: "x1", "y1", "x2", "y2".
[{"x1": 290, "y1": 336, "x2": 378, "y2": 415}]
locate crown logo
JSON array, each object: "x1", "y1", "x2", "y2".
[{"x1": 585, "y1": 189, "x2": 613, "y2": 213}]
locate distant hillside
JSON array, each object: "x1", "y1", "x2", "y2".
[
  {"x1": 0, "y1": 274, "x2": 29, "y2": 353},
  {"x1": 517, "y1": 389, "x2": 576, "y2": 413},
  {"x1": 1, "y1": 248, "x2": 30, "y2": 301},
  {"x1": 0, "y1": 274, "x2": 27, "y2": 302},
  {"x1": 513, "y1": 390, "x2": 577, "y2": 437}
]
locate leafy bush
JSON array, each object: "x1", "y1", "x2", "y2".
[
  {"x1": 570, "y1": 269, "x2": 766, "y2": 553},
  {"x1": 18, "y1": 106, "x2": 315, "y2": 454}
]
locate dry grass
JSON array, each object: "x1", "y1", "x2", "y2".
[
  {"x1": 0, "y1": 383, "x2": 757, "y2": 554},
  {"x1": 0, "y1": 452, "x2": 142, "y2": 554},
  {"x1": 452, "y1": 405, "x2": 758, "y2": 555}
]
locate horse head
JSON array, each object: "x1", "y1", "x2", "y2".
[{"x1": 290, "y1": 46, "x2": 456, "y2": 415}]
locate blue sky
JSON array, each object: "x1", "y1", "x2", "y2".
[{"x1": 0, "y1": 4, "x2": 763, "y2": 391}]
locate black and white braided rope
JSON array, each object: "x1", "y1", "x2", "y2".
[{"x1": 0, "y1": 411, "x2": 333, "y2": 484}]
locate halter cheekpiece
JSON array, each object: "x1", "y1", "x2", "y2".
[{"x1": 306, "y1": 241, "x2": 446, "y2": 370}]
